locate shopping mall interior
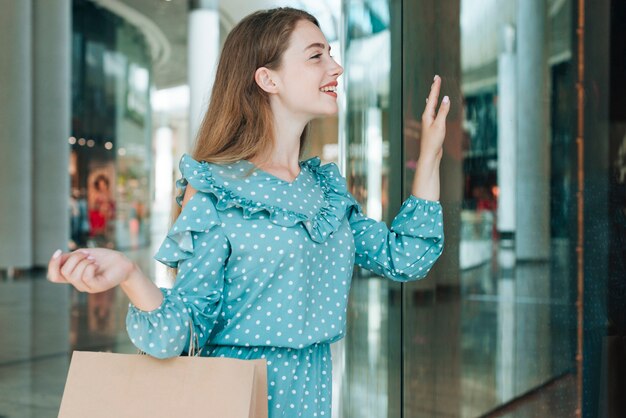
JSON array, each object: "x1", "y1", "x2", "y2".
[{"x1": 0, "y1": 0, "x2": 625, "y2": 417}]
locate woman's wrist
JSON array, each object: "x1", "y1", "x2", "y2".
[
  {"x1": 121, "y1": 261, "x2": 143, "y2": 286},
  {"x1": 417, "y1": 150, "x2": 442, "y2": 167},
  {"x1": 120, "y1": 263, "x2": 164, "y2": 312},
  {"x1": 415, "y1": 156, "x2": 441, "y2": 179},
  {"x1": 411, "y1": 155, "x2": 441, "y2": 201}
]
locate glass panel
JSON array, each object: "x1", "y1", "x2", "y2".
[
  {"x1": 338, "y1": 1, "x2": 401, "y2": 417},
  {"x1": 607, "y1": 3, "x2": 626, "y2": 417},
  {"x1": 69, "y1": 1, "x2": 153, "y2": 351},
  {"x1": 70, "y1": 1, "x2": 152, "y2": 252},
  {"x1": 402, "y1": 0, "x2": 578, "y2": 416}
]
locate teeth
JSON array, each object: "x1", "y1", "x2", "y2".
[{"x1": 320, "y1": 86, "x2": 337, "y2": 92}]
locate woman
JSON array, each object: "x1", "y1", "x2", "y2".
[
  {"x1": 88, "y1": 174, "x2": 114, "y2": 243},
  {"x1": 48, "y1": 7, "x2": 449, "y2": 416}
]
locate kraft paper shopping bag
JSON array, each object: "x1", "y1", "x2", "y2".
[{"x1": 58, "y1": 351, "x2": 268, "y2": 418}]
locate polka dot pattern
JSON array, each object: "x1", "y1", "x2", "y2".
[
  {"x1": 351, "y1": 195, "x2": 444, "y2": 280},
  {"x1": 126, "y1": 154, "x2": 444, "y2": 417},
  {"x1": 205, "y1": 343, "x2": 332, "y2": 417}
]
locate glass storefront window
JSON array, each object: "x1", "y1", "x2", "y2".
[
  {"x1": 70, "y1": 0, "x2": 152, "y2": 252},
  {"x1": 339, "y1": 1, "x2": 402, "y2": 416},
  {"x1": 340, "y1": 0, "x2": 620, "y2": 416}
]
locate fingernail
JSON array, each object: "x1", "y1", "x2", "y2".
[
  {"x1": 443, "y1": 96, "x2": 449, "y2": 103},
  {"x1": 52, "y1": 249, "x2": 62, "y2": 259},
  {"x1": 434, "y1": 75, "x2": 439, "y2": 81},
  {"x1": 87, "y1": 256, "x2": 95, "y2": 261},
  {"x1": 425, "y1": 98, "x2": 429, "y2": 103}
]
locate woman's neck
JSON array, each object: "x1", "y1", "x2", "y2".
[{"x1": 256, "y1": 105, "x2": 309, "y2": 171}]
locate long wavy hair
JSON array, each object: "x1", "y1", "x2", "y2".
[
  {"x1": 169, "y1": 9, "x2": 320, "y2": 277},
  {"x1": 191, "y1": 7, "x2": 319, "y2": 165}
]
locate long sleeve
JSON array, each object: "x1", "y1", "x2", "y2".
[
  {"x1": 126, "y1": 190, "x2": 230, "y2": 359},
  {"x1": 349, "y1": 194, "x2": 444, "y2": 281}
]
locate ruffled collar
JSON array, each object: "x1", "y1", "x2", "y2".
[
  {"x1": 176, "y1": 154, "x2": 360, "y2": 243},
  {"x1": 239, "y1": 159, "x2": 307, "y2": 185}
]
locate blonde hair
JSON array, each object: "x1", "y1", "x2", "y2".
[{"x1": 191, "y1": 7, "x2": 319, "y2": 166}]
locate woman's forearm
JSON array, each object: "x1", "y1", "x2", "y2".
[
  {"x1": 120, "y1": 264, "x2": 164, "y2": 312},
  {"x1": 411, "y1": 155, "x2": 441, "y2": 201}
]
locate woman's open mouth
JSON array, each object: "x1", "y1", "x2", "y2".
[{"x1": 320, "y1": 85, "x2": 337, "y2": 97}]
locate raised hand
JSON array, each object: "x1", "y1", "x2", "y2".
[
  {"x1": 47, "y1": 248, "x2": 136, "y2": 293},
  {"x1": 421, "y1": 75, "x2": 450, "y2": 160}
]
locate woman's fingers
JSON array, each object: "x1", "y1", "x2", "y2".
[
  {"x1": 435, "y1": 95, "x2": 451, "y2": 125},
  {"x1": 69, "y1": 258, "x2": 96, "y2": 292},
  {"x1": 47, "y1": 248, "x2": 107, "y2": 293},
  {"x1": 66, "y1": 259, "x2": 93, "y2": 292},
  {"x1": 423, "y1": 75, "x2": 441, "y2": 122},
  {"x1": 60, "y1": 251, "x2": 88, "y2": 279},
  {"x1": 47, "y1": 250, "x2": 70, "y2": 283},
  {"x1": 81, "y1": 263, "x2": 101, "y2": 292},
  {"x1": 60, "y1": 252, "x2": 98, "y2": 292}
]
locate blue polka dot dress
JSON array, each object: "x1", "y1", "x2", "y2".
[{"x1": 126, "y1": 154, "x2": 444, "y2": 417}]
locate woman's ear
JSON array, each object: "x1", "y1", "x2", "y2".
[{"x1": 254, "y1": 67, "x2": 279, "y2": 93}]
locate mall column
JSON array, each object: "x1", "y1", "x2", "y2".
[
  {"x1": 0, "y1": 0, "x2": 33, "y2": 272},
  {"x1": 188, "y1": 0, "x2": 220, "y2": 148},
  {"x1": 0, "y1": 0, "x2": 70, "y2": 272},
  {"x1": 497, "y1": 24, "x2": 516, "y2": 244},
  {"x1": 32, "y1": 0, "x2": 71, "y2": 266},
  {"x1": 516, "y1": 0, "x2": 550, "y2": 260},
  {"x1": 496, "y1": 24, "x2": 517, "y2": 402}
]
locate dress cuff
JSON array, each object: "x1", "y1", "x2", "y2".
[
  {"x1": 392, "y1": 195, "x2": 444, "y2": 237},
  {"x1": 127, "y1": 288, "x2": 169, "y2": 316},
  {"x1": 407, "y1": 194, "x2": 441, "y2": 206}
]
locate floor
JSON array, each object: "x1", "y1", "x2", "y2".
[{"x1": 0, "y1": 236, "x2": 578, "y2": 418}]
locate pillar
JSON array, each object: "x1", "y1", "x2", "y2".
[
  {"x1": 0, "y1": 0, "x2": 33, "y2": 269},
  {"x1": 0, "y1": 0, "x2": 71, "y2": 269},
  {"x1": 497, "y1": 24, "x2": 517, "y2": 237},
  {"x1": 516, "y1": 0, "x2": 550, "y2": 259},
  {"x1": 188, "y1": 0, "x2": 220, "y2": 149},
  {"x1": 32, "y1": 0, "x2": 71, "y2": 266}
]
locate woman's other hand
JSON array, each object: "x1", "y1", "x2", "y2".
[
  {"x1": 421, "y1": 74, "x2": 450, "y2": 161},
  {"x1": 47, "y1": 248, "x2": 136, "y2": 293}
]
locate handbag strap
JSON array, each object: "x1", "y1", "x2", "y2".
[{"x1": 187, "y1": 320, "x2": 203, "y2": 357}]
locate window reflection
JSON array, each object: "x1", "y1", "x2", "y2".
[
  {"x1": 401, "y1": 0, "x2": 578, "y2": 416},
  {"x1": 70, "y1": 1, "x2": 153, "y2": 252},
  {"x1": 341, "y1": 1, "x2": 399, "y2": 417}
]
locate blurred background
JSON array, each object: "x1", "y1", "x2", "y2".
[{"x1": 0, "y1": 0, "x2": 625, "y2": 417}]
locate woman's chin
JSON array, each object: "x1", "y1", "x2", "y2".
[
  {"x1": 303, "y1": 103, "x2": 339, "y2": 120},
  {"x1": 316, "y1": 105, "x2": 339, "y2": 117}
]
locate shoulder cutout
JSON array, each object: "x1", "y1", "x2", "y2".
[{"x1": 181, "y1": 184, "x2": 198, "y2": 210}]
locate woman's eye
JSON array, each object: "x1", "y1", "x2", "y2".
[{"x1": 311, "y1": 53, "x2": 322, "y2": 59}]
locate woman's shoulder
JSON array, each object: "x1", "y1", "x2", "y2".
[
  {"x1": 174, "y1": 153, "x2": 359, "y2": 243},
  {"x1": 177, "y1": 153, "x2": 345, "y2": 191},
  {"x1": 175, "y1": 154, "x2": 248, "y2": 205}
]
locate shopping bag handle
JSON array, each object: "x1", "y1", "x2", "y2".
[{"x1": 187, "y1": 320, "x2": 203, "y2": 356}]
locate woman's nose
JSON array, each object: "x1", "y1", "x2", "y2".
[{"x1": 331, "y1": 62, "x2": 344, "y2": 77}]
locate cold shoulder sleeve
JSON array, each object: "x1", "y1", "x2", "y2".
[
  {"x1": 348, "y1": 194, "x2": 444, "y2": 281},
  {"x1": 126, "y1": 157, "x2": 231, "y2": 359}
]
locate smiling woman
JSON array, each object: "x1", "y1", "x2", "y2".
[
  {"x1": 188, "y1": 8, "x2": 343, "y2": 171},
  {"x1": 47, "y1": 6, "x2": 448, "y2": 418}
]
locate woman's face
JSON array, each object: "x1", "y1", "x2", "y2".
[
  {"x1": 270, "y1": 20, "x2": 344, "y2": 119},
  {"x1": 96, "y1": 179, "x2": 109, "y2": 192}
]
